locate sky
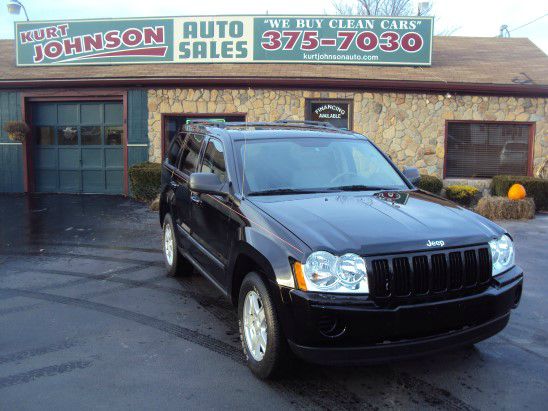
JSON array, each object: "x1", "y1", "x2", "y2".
[{"x1": 0, "y1": 0, "x2": 546, "y2": 53}]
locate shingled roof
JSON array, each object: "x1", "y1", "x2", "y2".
[{"x1": 1, "y1": 36, "x2": 547, "y2": 95}]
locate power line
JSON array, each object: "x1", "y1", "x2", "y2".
[{"x1": 509, "y1": 12, "x2": 548, "y2": 33}]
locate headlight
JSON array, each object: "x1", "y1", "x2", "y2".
[
  {"x1": 489, "y1": 234, "x2": 515, "y2": 276},
  {"x1": 294, "y1": 251, "x2": 368, "y2": 293}
]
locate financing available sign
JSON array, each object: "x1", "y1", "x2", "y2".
[{"x1": 15, "y1": 16, "x2": 433, "y2": 66}]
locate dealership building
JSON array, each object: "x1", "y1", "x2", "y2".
[{"x1": 0, "y1": 16, "x2": 547, "y2": 194}]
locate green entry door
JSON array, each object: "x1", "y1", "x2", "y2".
[{"x1": 32, "y1": 102, "x2": 124, "y2": 194}]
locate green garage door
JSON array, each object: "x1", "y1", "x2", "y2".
[{"x1": 32, "y1": 102, "x2": 124, "y2": 194}]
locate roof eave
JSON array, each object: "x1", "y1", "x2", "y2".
[{"x1": 0, "y1": 76, "x2": 547, "y2": 97}]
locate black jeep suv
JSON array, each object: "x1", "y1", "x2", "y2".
[{"x1": 159, "y1": 121, "x2": 523, "y2": 379}]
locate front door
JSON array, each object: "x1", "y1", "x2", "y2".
[
  {"x1": 190, "y1": 137, "x2": 231, "y2": 286},
  {"x1": 32, "y1": 101, "x2": 124, "y2": 194}
]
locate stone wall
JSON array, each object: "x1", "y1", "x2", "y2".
[{"x1": 147, "y1": 88, "x2": 547, "y2": 178}]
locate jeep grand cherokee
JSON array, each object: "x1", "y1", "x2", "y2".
[{"x1": 159, "y1": 121, "x2": 523, "y2": 379}]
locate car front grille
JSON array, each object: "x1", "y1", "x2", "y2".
[{"x1": 368, "y1": 246, "x2": 491, "y2": 304}]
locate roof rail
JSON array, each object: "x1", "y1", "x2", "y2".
[
  {"x1": 273, "y1": 120, "x2": 336, "y2": 129},
  {"x1": 184, "y1": 120, "x2": 339, "y2": 130}
]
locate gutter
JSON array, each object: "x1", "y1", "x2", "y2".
[{"x1": 0, "y1": 76, "x2": 547, "y2": 97}]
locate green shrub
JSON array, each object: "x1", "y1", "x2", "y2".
[
  {"x1": 491, "y1": 175, "x2": 548, "y2": 211},
  {"x1": 445, "y1": 185, "x2": 479, "y2": 206},
  {"x1": 129, "y1": 162, "x2": 162, "y2": 202},
  {"x1": 475, "y1": 196, "x2": 535, "y2": 220},
  {"x1": 417, "y1": 174, "x2": 443, "y2": 194}
]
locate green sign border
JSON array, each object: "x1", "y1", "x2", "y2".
[{"x1": 15, "y1": 15, "x2": 434, "y2": 67}]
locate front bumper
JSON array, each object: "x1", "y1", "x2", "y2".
[{"x1": 280, "y1": 266, "x2": 523, "y2": 365}]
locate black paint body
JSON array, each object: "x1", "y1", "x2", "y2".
[{"x1": 160, "y1": 123, "x2": 523, "y2": 364}]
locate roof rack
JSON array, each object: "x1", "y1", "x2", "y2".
[
  {"x1": 184, "y1": 120, "x2": 338, "y2": 130},
  {"x1": 273, "y1": 120, "x2": 336, "y2": 129}
]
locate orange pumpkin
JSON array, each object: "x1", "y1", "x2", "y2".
[{"x1": 508, "y1": 183, "x2": 526, "y2": 200}]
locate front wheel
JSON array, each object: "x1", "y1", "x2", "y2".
[{"x1": 238, "y1": 272, "x2": 289, "y2": 379}]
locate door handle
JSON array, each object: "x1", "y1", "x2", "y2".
[
  {"x1": 190, "y1": 193, "x2": 203, "y2": 205},
  {"x1": 169, "y1": 181, "x2": 178, "y2": 189}
]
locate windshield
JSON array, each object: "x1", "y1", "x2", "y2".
[{"x1": 236, "y1": 137, "x2": 409, "y2": 195}]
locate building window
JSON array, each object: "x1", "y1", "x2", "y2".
[
  {"x1": 162, "y1": 114, "x2": 245, "y2": 158},
  {"x1": 445, "y1": 121, "x2": 533, "y2": 178},
  {"x1": 306, "y1": 99, "x2": 353, "y2": 130}
]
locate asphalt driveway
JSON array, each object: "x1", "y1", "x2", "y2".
[{"x1": 0, "y1": 194, "x2": 546, "y2": 410}]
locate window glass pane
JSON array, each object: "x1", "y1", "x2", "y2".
[
  {"x1": 201, "y1": 139, "x2": 227, "y2": 182},
  {"x1": 179, "y1": 134, "x2": 204, "y2": 174},
  {"x1": 105, "y1": 126, "x2": 123, "y2": 145},
  {"x1": 446, "y1": 122, "x2": 531, "y2": 178},
  {"x1": 81, "y1": 126, "x2": 102, "y2": 145},
  {"x1": 307, "y1": 101, "x2": 351, "y2": 130},
  {"x1": 57, "y1": 126, "x2": 78, "y2": 145},
  {"x1": 167, "y1": 138, "x2": 181, "y2": 166},
  {"x1": 35, "y1": 126, "x2": 55, "y2": 145}
]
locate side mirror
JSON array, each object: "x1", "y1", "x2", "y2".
[
  {"x1": 189, "y1": 172, "x2": 227, "y2": 196},
  {"x1": 402, "y1": 167, "x2": 420, "y2": 185}
]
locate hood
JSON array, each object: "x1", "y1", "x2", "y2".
[{"x1": 249, "y1": 190, "x2": 504, "y2": 256}]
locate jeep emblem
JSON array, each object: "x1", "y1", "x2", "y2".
[{"x1": 426, "y1": 240, "x2": 445, "y2": 247}]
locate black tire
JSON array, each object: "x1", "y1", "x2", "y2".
[
  {"x1": 238, "y1": 272, "x2": 290, "y2": 379},
  {"x1": 162, "y1": 214, "x2": 192, "y2": 277}
]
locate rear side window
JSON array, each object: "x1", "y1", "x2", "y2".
[
  {"x1": 201, "y1": 139, "x2": 227, "y2": 183},
  {"x1": 179, "y1": 133, "x2": 205, "y2": 174},
  {"x1": 167, "y1": 137, "x2": 182, "y2": 166}
]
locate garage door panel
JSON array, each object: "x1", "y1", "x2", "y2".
[
  {"x1": 81, "y1": 104, "x2": 102, "y2": 124},
  {"x1": 82, "y1": 148, "x2": 104, "y2": 168},
  {"x1": 106, "y1": 170, "x2": 123, "y2": 193},
  {"x1": 34, "y1": 148, "x2": 57, "y2": 168},
  {"x1": 59, "y1": 170, "x2": 81, "y2": 192},
  {"x1": 58, "y1": 148, "x2": 81, "y2": 169},
  {"x1": 32, "y1": 103, "x2": 57, "y2": 125},
  {"x1": 58, "y1": 104, "x2": 79, "y2": 125},
  {"x1": 105, "y1": 148, "x2": 123, "y2": 168},
  {"x1": 82, "y1": 170, "x2": 105, "y2": 193},
  {"x1": 105, "y1": 103, "x2": 123, "y2": 124},
  {"x1": 36, "y1": 170, "x2": 58, "y2": 192}
]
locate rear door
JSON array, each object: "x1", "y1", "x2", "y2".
[{"x1": 189, "y1": 137, "x2": 231, "y2": 286}]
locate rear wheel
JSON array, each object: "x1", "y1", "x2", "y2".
[
  {"x1": 238, "y1": 272, "x2": 289, "y2": 379},
  {"x1": 163, "y1": 214, "x2": 192, "y2": 277}
]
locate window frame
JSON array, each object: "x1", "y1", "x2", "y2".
[
  {"x1": 443, "y1": 120, "x2": 535, "y2": 179},
  {"x1": 305, "y1": 98, "x2": 354, "y2": 130}
]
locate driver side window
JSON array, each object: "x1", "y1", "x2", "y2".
[{"x1": 201, "y1": 138, "x2": 227, "y2": 183}]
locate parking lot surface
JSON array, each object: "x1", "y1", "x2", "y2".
[{"x1": 0, "y1": 194, "x2": 546, "y2": 410}]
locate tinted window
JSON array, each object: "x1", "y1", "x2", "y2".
[
  {"x1": 180, "y1": 134, "x2": 205, "y2": 174},
  {"x1": 167, "y1": 137, "x2": 182, "y2": 166},
  {"x1": 201, "y1": 139, "x2": 227, "y2": 183}
]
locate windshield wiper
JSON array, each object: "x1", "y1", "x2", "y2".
[
  {"x1": 330, "y1": 185, "x2": 399, "y2": 192},
  {"x1": 247, "y1": 188, "x2": 331, "y2": 196}
]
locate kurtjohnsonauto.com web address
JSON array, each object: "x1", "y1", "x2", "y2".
[{"x1": 302, "y1": 53, "x2": 379, "y2": 61}]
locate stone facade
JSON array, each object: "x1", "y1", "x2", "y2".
[{"x1": 147, "y1": 88, "x2": 547, "y2": 178}]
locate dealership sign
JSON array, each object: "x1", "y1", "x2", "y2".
[{"x1": 15, "y1": 16, "x2": 433, "y2": 66}]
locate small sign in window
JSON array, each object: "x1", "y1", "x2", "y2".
[{"x1": 306, "y1": 100, "x2": 352, "y2": 130}]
